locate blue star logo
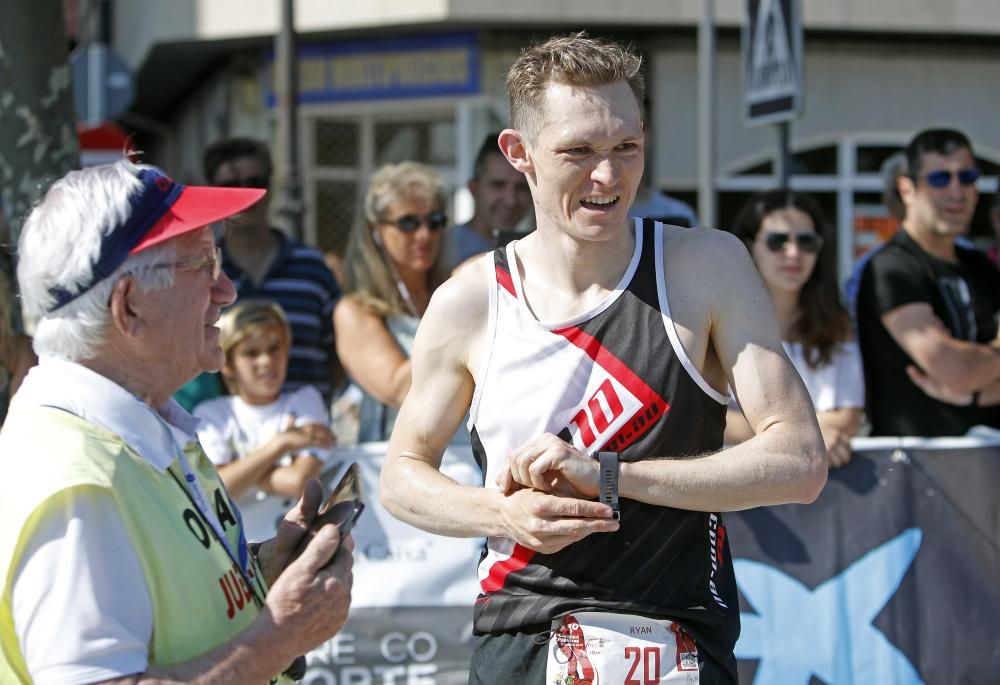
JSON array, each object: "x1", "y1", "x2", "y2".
[{"x1": 734, "y1": 528, "x2": 924, "y2": 684}]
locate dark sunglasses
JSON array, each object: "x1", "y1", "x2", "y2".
[
  {"x1": 762, "y1": 231, "x2": 824, "y2": 254},
  {"x1": 384, "y1": 210, "x2": 448, "y2": 233},
  {"x1": 216, "y1": 175, "x2": 270, "y2": 189},
  {"x1": 920, "y1": 167, "x2": 980, "y2": 189}
]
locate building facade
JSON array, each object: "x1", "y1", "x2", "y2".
[{"x1": 110, "y1": 1, "x2": 1000, "y2": 277}]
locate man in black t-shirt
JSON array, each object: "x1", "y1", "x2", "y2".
[{"x1": 857, "y1": 128, "x2": 1000, "y2": 436}]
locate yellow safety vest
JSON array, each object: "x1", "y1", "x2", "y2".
[{"x1": 0, "y1": 406, "x2": 294, "y2": 684}]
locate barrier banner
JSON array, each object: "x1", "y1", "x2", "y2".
[
  {"x1": 727, "y1": 443, "x2": 1000, "y2": 685},
  {"x1": 303, "y1": 607, "x2": 473, "y2": 684},
  {"x1": 241, "y1": 443, "x2": 483, "y2": 684},
  {"x1": 242, "y1": 441, "x2": 1000, "y2": 684}
]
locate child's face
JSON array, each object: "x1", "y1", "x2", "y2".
[{"x1": 226, "y1": 326, "x2": 289, "y2": 405}]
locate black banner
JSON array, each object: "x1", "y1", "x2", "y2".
[
  {"x1": 298, "y1": 445, "x2": 1000, "y2": 683},
  {"x1": 728, "y1": 445, "x2": 1000, "y2": 684}
]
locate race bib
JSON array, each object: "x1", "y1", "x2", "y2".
[{"x1": 545, "y1": 612, "x2": 699, "y2": 685}]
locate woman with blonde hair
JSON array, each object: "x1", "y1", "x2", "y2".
[{"x1": 335, "y1": 161, "x2": 450, "y2": 442}]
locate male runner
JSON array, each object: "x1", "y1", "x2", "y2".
[{"x1": 381, "y1": 33, "x2": 826, "y2": 684}]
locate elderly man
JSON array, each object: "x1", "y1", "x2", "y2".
[
  {"x1": 443, "y1": 131, "x2": 532, "y2": 269},
  {"x1": 0, "y1": 161, "x2": 353, "y2": 684},
  {"x1": 381, "y1": 33, "x2": 825, "y2": 684}
]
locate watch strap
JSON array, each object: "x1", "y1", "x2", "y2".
[{"x1": 595, "y1": 451, "x2": 620, "y2": 520}]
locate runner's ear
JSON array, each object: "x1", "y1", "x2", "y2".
[{"x1": 499, "y1": 129, "x2": 531, "y2": 174}]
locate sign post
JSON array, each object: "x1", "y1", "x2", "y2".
[
  {"x1": 742, "y1": 0, "x2": 803, "y2": 186},
  {"x1": 70, "y1": 43, "x2": 134, "y2": 126}
]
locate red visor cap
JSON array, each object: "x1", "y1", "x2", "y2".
[{"x1": 130, "y1": 184, "x2": 267, "y2": 254}]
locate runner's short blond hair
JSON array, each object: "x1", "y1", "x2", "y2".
[{"x1": 505, "y1": 32, "x2": 644, "y2": 140}]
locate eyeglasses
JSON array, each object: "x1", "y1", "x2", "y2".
[
  {"x1": 151, "y1": 247, "x2": 223, "y2": 281},
  {"x1": 919, "y1": 168, "x2": 980, "y2": 189},
  {"x1": 761, "y1": 232, "x2": 824, "y2": 254},
  {"x1": 216, "y1": 175, "x2": 270, "y2": 189},
  {"x1": 382, "y1": 210, "x2": 448, "y2": 233}
]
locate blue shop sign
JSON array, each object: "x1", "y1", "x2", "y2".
[{"x1": 266, "y1": 32, "x2": 479, "y2": 104}]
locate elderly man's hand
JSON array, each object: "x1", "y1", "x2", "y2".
[
  {"x1": 255, "y1": 479, "x2": 325, "y2": 585},
  {"x1": 261, "y1": 523, "x2": 354, "y2": 657}
]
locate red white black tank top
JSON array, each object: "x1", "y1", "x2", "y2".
[{"x1": 467, "y1": 218, "x2": 739, "y2": 670}]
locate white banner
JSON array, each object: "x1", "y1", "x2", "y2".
[{"x1": 239, "y1": 441, "x2": 484, "y2": 608}]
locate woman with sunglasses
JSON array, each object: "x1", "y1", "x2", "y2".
[
  {"x1": 334, "y1": 161, "x2": 450, "y2": 442},
  {"x1": 727, "y1": 189, "x2": 864, "y2": 468}
]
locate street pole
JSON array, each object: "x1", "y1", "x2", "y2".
[
  {"x1": 697, "y1": 0, "x2": 716, "y2": 228},
  {"x1": 274, "y1": 0, "x2": 302, "y2": 240},
  {"x1": 776, "y1": 120, "x2": 791, "y2": 188}
]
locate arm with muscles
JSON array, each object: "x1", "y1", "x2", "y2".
[
  {"x1": 334, "y1": 296, "x2": 412, "y2": 408},
  {"x1": 725, "y1": 401, "x2": 859, "y2": 469},
  {"x1": 500, "y1": 232, "x2": 827, "y2": 511},
  {"x1": 16, "y1": 484, "x2": 353, "y2": 685},
  {"x1": 883, "y1": 302, "x2": 1000, "y2": 395},
  {"x1": 380, "y1": 264, "x2": 619, "y2": 555}
]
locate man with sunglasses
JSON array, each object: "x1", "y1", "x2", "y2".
[
  {"x1": 856, "y1": 128, "x2": 1000, "y2": 436},
  {"x1": 201, "y1": 137, "x2": 343, "y2": 404}
]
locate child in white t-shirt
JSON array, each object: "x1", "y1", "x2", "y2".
[{"x1": 194, "y1": 301, "x2": 335, "y2": 508}]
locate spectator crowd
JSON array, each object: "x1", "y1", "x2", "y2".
[{"x1": 0, "y1": 29, "x2": 998, "y2": 685}]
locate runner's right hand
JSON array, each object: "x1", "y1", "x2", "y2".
[{"x1": 498, "y1": 487, "x2": 619, "y2": 554}]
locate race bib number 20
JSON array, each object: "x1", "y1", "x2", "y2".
[{"x1": 546, "y1": 612, "x2": 699, "y2": 685}]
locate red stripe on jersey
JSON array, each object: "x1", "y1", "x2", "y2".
[
  {"x1": 495, "y1": 265, "x2": 517, "y2": 297},
  {"x1": 554, "y1": 324, "x2": 670, "y2": 451},
  {"x1": 481, "y1": 544, "x2": 536, "y2": 593}
]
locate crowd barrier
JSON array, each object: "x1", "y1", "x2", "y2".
[{"x1": 240, "y1": 437, "x2": 1000, "y2": 685}]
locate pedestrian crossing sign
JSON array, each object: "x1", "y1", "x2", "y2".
[{"x1": 742, "y1": 0, "x2": 803, "y2": 126}]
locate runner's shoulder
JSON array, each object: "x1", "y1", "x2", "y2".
[
  {"x1": 661, "y1": 224, "x2": 751, "y2": 281},
  {"x1": 425, "y1": 252, "x2": 492, "y2": 333}
]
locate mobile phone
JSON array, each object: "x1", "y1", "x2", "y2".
[
  {"x1": 294, "y1": 463, "x2": 365, "y2": 567},
  {"x1": 320, "y1": 462, "x2": 365, "y2": 537}
]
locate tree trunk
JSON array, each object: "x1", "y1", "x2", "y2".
[{"x1": 0, "y1": 0, "x2": 80, "y2": 248}]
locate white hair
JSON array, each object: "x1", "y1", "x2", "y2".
[{"x1": 18, "y1": 159, "x2": 179, "y2": 361}]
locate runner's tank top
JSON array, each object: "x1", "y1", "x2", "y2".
[{"x1": 468, "y1": 218, "x2": 740, "y2": 671}]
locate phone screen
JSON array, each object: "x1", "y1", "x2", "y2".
[{"x1": 321, "y1": 462, "x2": 365, "y2": 537}]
